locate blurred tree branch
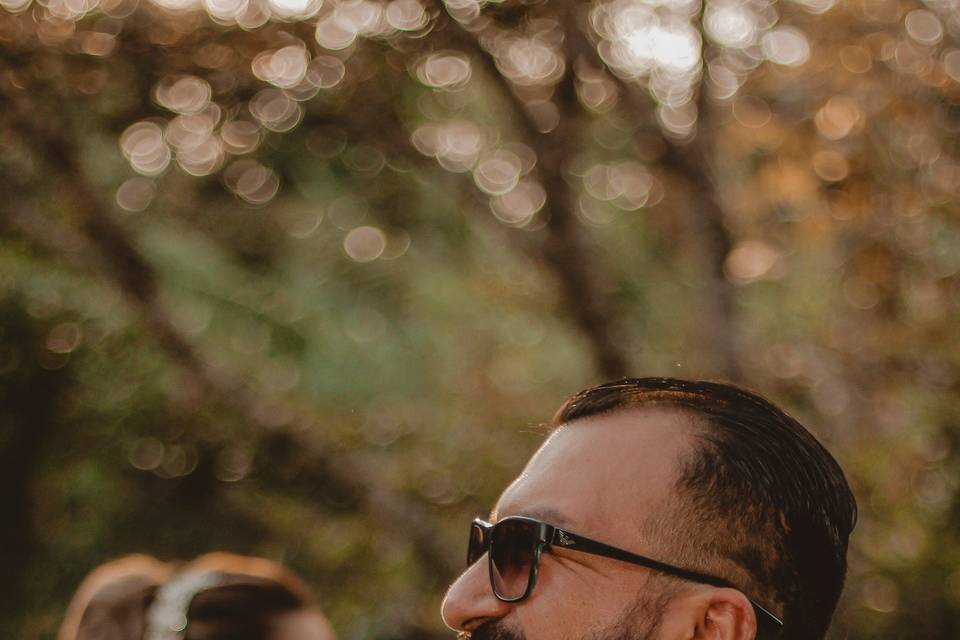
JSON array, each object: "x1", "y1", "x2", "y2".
[
  {"x1": 562, "y1": 7, "x2": 742, "y2": 380},
  {"x1": 0, "y1": 299, "x2": 72, "y2": 639},
  {"x1": 441, "y1": 8, "x2": 629, "y2": 379},
  {"x1": 0, "y1": 80, "x2": 460, "y2": 580}
]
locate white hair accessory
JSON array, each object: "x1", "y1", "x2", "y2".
[{"x1": 144, "y1": 570, "x2": 224, "y2": 640}]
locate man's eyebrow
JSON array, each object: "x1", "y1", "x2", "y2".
[{"x1": 488, "y1": 505, "x2": 575, "y2": 529}]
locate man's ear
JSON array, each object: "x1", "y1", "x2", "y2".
[{"x1": 692, "y1": 588, "x2": 757, "y2": 640}]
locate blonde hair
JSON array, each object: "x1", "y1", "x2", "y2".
[
  {"x1": 59, "y1": 553, "x2": 335, "y2": 640},
  {"x1": 58, "y1": 554, "x2": 174, "y2": 640}
]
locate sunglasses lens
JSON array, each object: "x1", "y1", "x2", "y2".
[{"x1": 490, "y1": 519, "x2": 539, "y2": 600}]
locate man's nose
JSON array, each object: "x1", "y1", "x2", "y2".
[{"x1": 441, "y1": 555, "x2": 512, "y2": 632}]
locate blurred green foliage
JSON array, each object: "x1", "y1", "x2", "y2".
[{"x1": 2, "y1": 0, "x2": 960, "y2": 638}]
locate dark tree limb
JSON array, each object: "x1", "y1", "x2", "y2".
[
  {"x1": 660, "y1": 115, "x2": 743, "y2": 382},
  {"x1": 439, "y1": 7, "x2": 629, "y2": 379},
  {"x1": 0, "y1": 300, "x2": 72, "y2": 640},
  {"x1": 562, "y1": 10, "x2": 743, "y2": 381},
  {"x1": 0, "y1": 82, "x2": 460, "y2": 577}
]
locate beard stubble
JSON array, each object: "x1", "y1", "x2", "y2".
[{"x1": 459, "y1": 592, "x2": 668, "y2": 640}]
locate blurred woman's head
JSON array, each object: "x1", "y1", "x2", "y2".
[{"x1": 59, "y1": 552, "x2": 336, "y2": 640}]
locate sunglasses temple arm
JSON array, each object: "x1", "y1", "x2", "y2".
[
  {"x1": 551, "y1": 529, "x2": 732, "y2": 588},
  {"x1": 552, "y1": 527, "x2": 783, "y2": 630},
  {"x1": 751, "y1": 600, "x2": 784, "y2": 632}
]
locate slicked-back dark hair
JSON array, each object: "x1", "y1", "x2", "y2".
[{"x1": 552, "y1": 378, "x2": 857, "y2": 640}]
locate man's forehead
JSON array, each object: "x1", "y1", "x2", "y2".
[{"x1": 491, "y1": 407, "x2": 695, "y2": 533}]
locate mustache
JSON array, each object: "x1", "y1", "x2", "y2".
[{"x1": 457, "y1": 621, "x2": 524, "y2": 640}]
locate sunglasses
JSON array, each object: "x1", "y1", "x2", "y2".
[{"x1": 467, "y1": 516, "x2": 783, "y2": 635}]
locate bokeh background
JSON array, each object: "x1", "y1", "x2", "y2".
[{"x1": 2, "y1": 0, "x2": 959, "y2": 637}]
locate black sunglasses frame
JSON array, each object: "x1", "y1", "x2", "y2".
[{"x1": 468, "y1": 516, "x2": 783, "y2": 634}]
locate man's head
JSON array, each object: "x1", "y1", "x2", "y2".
[{"x1": 441, "y1": 377, "x2": 857, "y2": 640}]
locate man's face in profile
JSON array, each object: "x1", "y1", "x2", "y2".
[{"x1": 441, "y1": 408, "x2": 760, "y2": 640}]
